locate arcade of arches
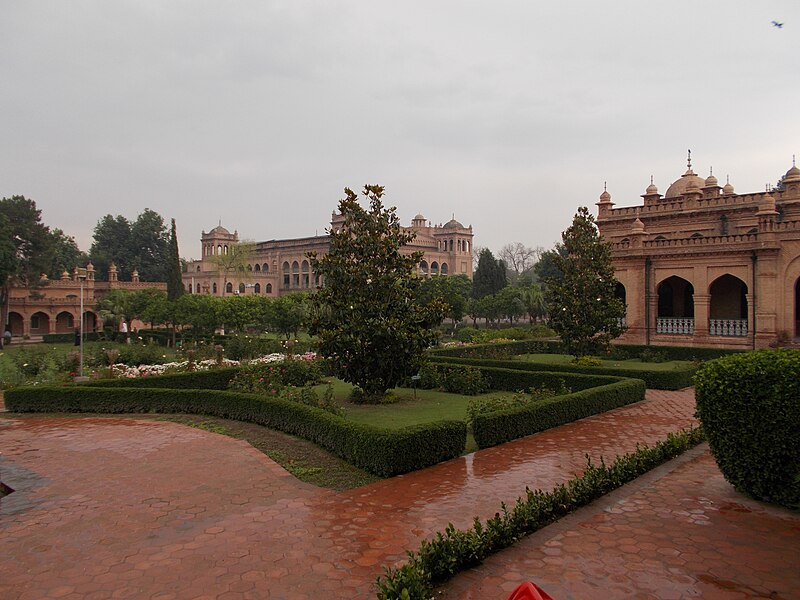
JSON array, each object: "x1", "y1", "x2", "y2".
[
  {"x1": 183, "y1": 212, "x2": 474, "y2": 298},
  {"x1": 597, "y1": 156, "x2": 800, "y2": 349}
]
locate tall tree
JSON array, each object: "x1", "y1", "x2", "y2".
[
  {"x1": 208, "y1": 239, "x2": 256, "y2": 296},
  {"x1": 499, "y1": 242, "x2": 541, "y2": 283},
  {"x1": 166, "y1": 218, "x2": 184, "y2": 301},
  {"x1": 0, "y1": 196, "x2": 52, "y2": 348},
  {"x1": 47, "y1": 228, "x2": 88, "y2": 279},
  {"x1": 308, "y1": 185, "x2": 445, "y2": 399},
  {"x1": 472, "y1": 248, "x2": 507, "y2": 299},
  {"x1": 533, "y1": 242, "x2": 568, "y2": 284},
  {"x1": 89, "y1": 209, "x2": 169, "y2": 281},
  {"x1": 543, "y1": 207, "x2": 626, "y2": 358},
  {"x1": 90, "y1": 214, "x2": 132, "y2": 280},
  {"x1": 416, "y1": 273, "x2": 472, "y2": 328}
]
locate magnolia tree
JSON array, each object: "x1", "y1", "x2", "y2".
[
  {"x1": 543, "y1": 206, "x2": 626, "y2": 357},
  {"x1": 308, "y1": 185, "x2": 445, "y2": 400}
]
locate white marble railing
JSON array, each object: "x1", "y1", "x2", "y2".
[
  {"x1": 656, "y1": 317, "x2": 694, "y2": 335},
  {"x1": 709, "y1": 319, "x2": 748, "y2": 337}
]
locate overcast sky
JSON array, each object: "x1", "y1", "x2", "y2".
[{"x1": 2, "y1": 0, "x2": 798, "y2": 261}]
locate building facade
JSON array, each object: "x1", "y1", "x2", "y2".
[
  {"x1": 183, "y1": 212, "x2": 474, "y2": 297},
  {"x1": 6, "y1": 264, "x2": 166, "y2": 338},
  {"x1": 596, "y1": 156, "x2": 800, "y2": 349}
]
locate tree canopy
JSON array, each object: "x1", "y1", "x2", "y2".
[
  {"x1": 543, "y1": 207, "x2": 626, "y2": 357},
  {"x1": 89, "y1": 209, "x2": 169, "y2": 281},
  {"x1": 472, "y1": 248, "x2": 507, "y2": 299},
  {"x1": 308, "y1": 185, "x2": 445, "y2": 398}
]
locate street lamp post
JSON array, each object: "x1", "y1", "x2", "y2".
[{"x1": 76, "y1": 271, "x2": 89, "y2": 382}]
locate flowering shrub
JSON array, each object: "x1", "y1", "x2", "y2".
[{"x1": 227, "y1": 358, "x2": 322, "y2": 393}]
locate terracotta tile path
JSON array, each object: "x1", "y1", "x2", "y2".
[{"x1": 1, "y1": 389, "x2": 797, "y2": 599}]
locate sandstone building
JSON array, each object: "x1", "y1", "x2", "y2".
[
  {"x1": 596, "y1": 154, "x2": 800, "y2": 349},
  {"x1": 6, "y1": 264, "x2": 166, "y2": 338},
  {"x1": 183, "y1": 212, "x2": 474, "y2": 297}
]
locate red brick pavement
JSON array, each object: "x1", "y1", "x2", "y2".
[
  {"x1": 440, "y1": 446, "x2": 800, "y2": 600},
  {"x1": 1, "y1": 389, "x2": 785, "y2": 599}
]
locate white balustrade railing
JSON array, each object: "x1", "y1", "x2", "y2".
[
  {"x1": 656, "y1": 317, "x2": 694, "y2": 335},
  {"x1": 709, "y1": 319, "x2": 748, "y2": 337}
]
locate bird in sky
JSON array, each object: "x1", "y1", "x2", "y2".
[{"x1": 771, "y1": 20, "x2": 784, "y2": 28}]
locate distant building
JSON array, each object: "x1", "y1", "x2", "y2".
[
  {"x1": 183, "y1": 212, "x2": 474, "y2": 297},
  {"x1": 596, "y1": 154, "x2": 800, "y2": 349},
  {"x1": 6, "y1": 263, "x2": 166, "y2": 338}
]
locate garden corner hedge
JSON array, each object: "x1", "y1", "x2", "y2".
[
  {"x1": 694, "y1": 349, "x2": 800, "y2": 508},
  {"x1": 82, "y1": 367, "x2": 240, "y2": 390},
  {"x1": 431, "y1": 355, "x2": 695, "y2": 390},
  {"x1": 5, "y1": 385, "x2": 466, "y2": 478}
]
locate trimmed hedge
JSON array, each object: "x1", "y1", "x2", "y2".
[
  {"x1": 5, "y1": 385, "x2": 466, "y2": 478},
  {"x1": 431, "y1": 339, "x2": 742, "y2": 363},
  {"x1": 471, "y1": 373, "x2": 646, "y2": 448},
  {"x1": 42, "y1": 332, "x2": 103, "y2": 344},
  {"x1": 82, "y1": 367, "x2": 240, "y2": 390},
  {"x1": 375, "y1": 426, "x2": 705, "y2": 599},
  {"x1": 694, "y1": 349, "x2": 800, "y2": 508},
  {"x1": 431, "y1": 355, "x2": 695, "y2": 390}
]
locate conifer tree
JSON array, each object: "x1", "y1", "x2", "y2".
[
  {"x1": 543, "y1": 207, "x2": 626, "y2": 358},
  {"x1": 472, "y1": 248, "x2": 507, "y2": 299},
  {"x1": 166, "y1": 218, "x2": 184, "y2": 301}
]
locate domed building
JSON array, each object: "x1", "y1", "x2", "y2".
[
  {"x1": 183, "y1": 211, "x2": 474, "y2": 297},
  {"x1": 596, "y1": 153, "x2": 800, "y2": 349}
]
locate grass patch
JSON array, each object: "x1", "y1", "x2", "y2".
[{"x1": 513, "y1": 353, "x2": 693, "y2": 371}]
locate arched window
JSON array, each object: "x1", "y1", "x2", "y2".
[
  {"x1": 247, "y1": 264, "x2": 253, "y2": 271},
  {"x1": 196, "y1": 283, "x2": 201, "y2": 293},
  {"x1": 217, "y1": 244, "x2": 222, "y2": 255},
  {"x1": 420, "y1": 260, "x2": 429, "y2": 275},
  {"x1": 213, "y1": 282, "x2": 218, "y2": 294},
  {"x1": 301, "y1": 260, "x2": 310, "y2": 288},
  {"x1": 431, "y1": 261, "x2": 439, "y2": 275},
  {"x1": 449, "y1": 240, "x2": 454, "y2": 251},
  {"x1": 263, "y1": 263, "x2": 269, "y2": 272},
  {"x1": 254, "y1": 283, "x2": 261, "y2": 294},
  {"x1": 239, "y1": 283, "x2": 246, "y2": 294},
  {"x1": 282, "y1": 261, "x2": 290, "y2": 288},
  {"x1": 690, "y1": 233, "x2": 704, "y2": 239},
  {"x1": 292, "y1": 261, "x2": 300, "y2": 288},
  {"x1": 224, "y1": 245, "x2": 229, "y2": 254},
  {"x1": 254, "y1": 264, "x2": 261, "y2": 272},
  {"x1": 441, "y1": 262, "x2": 448, "y2": 275},
  {"x1": 266, "y1": 283, "x2": 273, "y2": 294},
  {"x1": 226, "y1": 282, "x2": 233, "y2": 294},
  {"x1": 196, "y1": 265, "x2": 201, "y2": 272}
]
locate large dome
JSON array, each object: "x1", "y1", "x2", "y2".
[
  {"x1": 664, "y1": 168, "x2": 705, "y2": 198},
  {"x1": 209, "y1": 225, "x2": 231, "y2": 235},
  {"x1": 443, "y1": 218, "x2": 464, "y2": 229}
]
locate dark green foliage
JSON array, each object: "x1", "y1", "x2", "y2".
[
  {"x1": 694, "y1": 349, "x2": 800, "y2": 508},
  {"x1": 222, "y1": 334, "x2": 283, "y2": 361},
  {"x1": 166, "y1": 218, "x2": 184, "y2": 301},
  {"x1": 471, "y1": 376, "x2": 645, "y2": 448},
  {"x1": 228, "y1": 360, "x2": 322, "y2": 393},
  {"x1": 543, "y1": 207, "x2": 626, "y2": 357},
  {"x1": 46, "y1": 228, "x2": 88, "y2": 279},
  {"x1": 308, "y1": 186, "x2": 445, "y2": 398},
  {"x1": 375, "y1": 427, "x2": 705, "y2": 599},
  {"x1": 415, "y1": 365, "x2": 489, "y2": 396},
  {"x1": 5, "y1": 385, "x2": 465, "y2": 477},
  {"x1": 639, "y1": 348, "x2": 669, "y2": 363},
  {"x1": 90, "y1": 209, "x2": 169, "y2": 281},
  {"x1": 42, "y1": 332, "x2": 103, "y2": 344},
  {"x1": 472, "y1": 248, "x2": 507, "y2": 299},
  {"x1": 416, "y1": 274, "x2": 472, "y2": 324},
  {"x1": 467, "y1": 381, "x2": 570, "y2": 424}
]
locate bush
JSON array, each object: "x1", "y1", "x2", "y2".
[
  {"x1": 694, "y1": 349, "x2": 800, "y2": 508},
  {"x1": 223, "y1": 335, "x2": 283, "y2": 361},
  {"x1": 375, "y1": 427, "x2": 705, "y2": 599},
  {"x1": 639, "y1": 348, "x2": 669, "y2": 363},
  {"x1": 84, "y1": 367, "x2": 240, "y2": 390},
  {"x1": 472, "y1": 376, "x2": 645, "y2": 448},
  {"x1": 571, "y1": 355, "x2": 602, "y2": 367},
  {"x1": 438, "y1": 366, "x2": 489, "y2": 395},
  {"x1": 5, "y1": 385, "x2": 466, "y2": 477},
  {"x1": 467, "y1": 381, "x2": 570, "y2": 424},
  {"x1": 228, "y1": 360, "x2": 322, "y2": 394}
]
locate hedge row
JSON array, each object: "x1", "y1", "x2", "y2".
[
  {"x1": 83, "y1": 367, "x2": 240, "y2": 390},
  {"x1": 5, "y1": 386, "x2": 465, "y2": 477},
  {"x1": 471, "y1": 371, "x2": 646, "y2": 448},
  {"x1": 375, "y1": 426, "x2": 706, "y2": 599},
  {"x1": 42, "y1": 332, "x2": 104, "y2": 344},
  {"x1": 432, "y1": 355, "x2": 695, "y2": 390},
  {"x1": 431, "y1": 339, "x2": 742, "y2": 362}
]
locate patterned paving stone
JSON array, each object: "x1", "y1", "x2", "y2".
[{"x1": 2, "y1": 389, "x2": 791, "y2": 599}]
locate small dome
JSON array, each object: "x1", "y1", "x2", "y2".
[
  {"x1": 722, "y1": 176, "x2": 735, "y2": 195},
  {"x1": 209, "y1": 225, "x2": 231, "y2": 235},
  {"x1": 785, "y1": 163, "x2": 800, "y2": 182},
  {"x1": 413, "y1": 213, "x2": 425, "y2": 221},
  {"x1": 664, "y1": 167, "x2": 705, "y2": 198},
  {"x1": 631, "y1": 218, "x2": 646, "y2": 234},
  {"x1": 705, "y1": 172, "x2": 718, "y2": 187},
  {"x1": 645, "y1": 182, "x2": 658, "y2": 195},
  {"x1": 599, "y1": 188, "x2": 611, "y2": 202},
  {"x1": 443, "y1": 218, "x2": 464, "y2": 229}
]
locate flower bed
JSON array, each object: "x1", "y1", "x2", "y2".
[{"x1": 108, "y1": 352, "x2": 317, "y2": 379}]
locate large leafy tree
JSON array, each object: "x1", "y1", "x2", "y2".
[
  {"x1": 208, "y1": 239, "x2": 255, "y2": 296},
  {"x1": 472, "y1": 248, "x2": 507, "y2": 299},
  {"x1": 543, "y1": 207, "x2": 626, "y2": 358},
  {"x1": 89, "y1": 209, "x2": 169, "y2": 281},
  {"x1": 309, "y1": 185, "x2": 445, "y2": 399},
  {"x1": 416, "y1": 273, "x2": 472, "y2": 326},
  {"x1": 0, "y1": 196, "x2": 53, "y2": 348},
  {"x1": 47, "y1": 228, "x2": 88, "y2": 279}
]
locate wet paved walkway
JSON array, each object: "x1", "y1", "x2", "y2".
[{"x1": 0, "y1": 389, "x2": 795, "y2": 599}]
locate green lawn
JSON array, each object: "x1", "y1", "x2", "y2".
[{"x1": 513, "y1": 353, "x2": 693, "y2": 371}]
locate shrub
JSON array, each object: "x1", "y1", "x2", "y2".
[
  {"x1": 84, "y1": 367, "x2": 240, "y2": 390},
  {"x1": 282, "y1": 383, "x2": 344, "y2": 417},
  {"x1": 694, "y1": 349, "x2": 800, "y2": 508},
  {"x1": 571, "y1": 355, "x2": 602, "y2": 367},
  {"x1": 228, "y1": 360, "x2": 322, "y2": 394},
  {"x1": 640, "y1": 348, "x2": 668, "y2": 363},
  {"x1": 5, "y1": 385, "x2": 466, "y2": 477},
  {"x1": 223, "y1": 335, "x2": 283, "y2": 361},
  {"x1": 438, "y1": 366, "x2": 488, "y2": 395},
  {"x1": 375, "y1": 427, "x2": 705, "y2": 599},
  {"x1": 467, "y1": 381, "x2": 570, "y2": 424}
]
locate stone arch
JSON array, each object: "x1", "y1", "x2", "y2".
[
  {"x1": 56, "y1": 311, "x2": 75, "y2": 333},
  {"x1": 301, "y1": 260, "x2": 310, "y2": 288},
  {"x1": 266, "y1": 283, "x2": 273, "y2": 294},
  {"x1": 282, "y1": 261, "x2": 290, "y2": 288},
  {"x1": 239, "y1": 283, "x2": 246, "y2": 294},
  {"x1": 431, "y1": 261, "x2": 439, "y2": 275},
  {"x1": 262, "y1": 263, "x2": 269, "y2": 272},
  {"x1": 196, "y1": 265, "x2": 201, "y2": 272},
  {"x1": 30, "y1": 311, "x2": 50, "y2": 335},
  {"x1": 82, "y1": 311, "x2": 98, "y2": 332},
  {"x1": 709, "y1": 275, "x2": 748, "y2": 319},
  {"x1": 254, "y1": 283, "x2": 261, "y2": 294},
  {"x1": 420, "y1": 260, "x2": 429, "y2": 275},
  {"x1": 657, "y1": 276, "x2": 694, "y2": 318},
  {"x1": 292, "y1": 261, "x2": 300, "y2": 288},
  {"x1": 196, "y1": 283, "x2": 201, "y2": 294},
  {"x1": 254, "y1": 263, "x2": 260, "y2": 272},
  {"x1": 213, "y1": 282, "x2": 218, "y2": 294},
  {"x1": 441, "y1": 262, "x2": 448, "y2": 275},
  {"x1": 226, "y1": 282, "x2": 233, "y2": 294},
  {"x1": 8, "y1": 311, "x2": 23, "y2": 336},
  {"x1": 690, "y1": 232, "x2": 703, "y2": 239}
]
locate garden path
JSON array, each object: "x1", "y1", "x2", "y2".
[{"x1": 2, "y1": 389, "x2": 794, "y2": 599}]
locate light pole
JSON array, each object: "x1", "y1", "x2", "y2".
[{"x1": 77, "y1": 271, "x2": 88, "y2": 381}]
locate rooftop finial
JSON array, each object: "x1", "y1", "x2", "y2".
[
  {"x1": 726, "y1": 174, "x2": 730, "y2": 184},
  {"x1": 604, "y1": 181, "x2": 607, "y2": 192},
  {"x1": 710, "y1": 166, "x2": 713, "y2": 176},
  {"x1": 650, "y1": 175, "x2": 654, "y2": 185},
  {"x1": 793, "y1": 154, "x2": 796, "y2": 168},
  {"x1": 687, "y1": 149, "x2": 692, "y2": 170}
]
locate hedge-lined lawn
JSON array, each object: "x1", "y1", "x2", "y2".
[{"x1": 513, "y1": 353, "x2": 694, "y2": 371}]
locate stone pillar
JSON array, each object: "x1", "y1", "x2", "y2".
[
  {"x1": 693, "y1": 293, "x2": 710, "y2": 343},
  {"x1": 49, "y1": 314, "x2": 57, "y2": 334}
]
